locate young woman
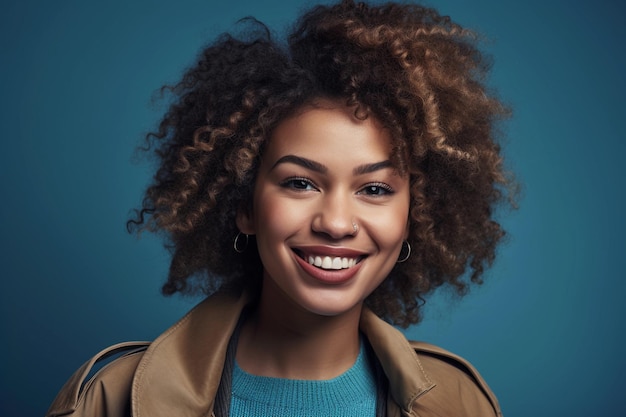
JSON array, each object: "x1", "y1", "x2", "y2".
[{"x1": 48, "y1": 1, "x2": 514, "y2": 416}]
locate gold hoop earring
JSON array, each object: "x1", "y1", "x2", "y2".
[
  {"x1": 233, "y1": 232, "x2": 249, "y2": 253},
  {"x1": 397, "y1": 240, "x2": 411, "y2": 263}
]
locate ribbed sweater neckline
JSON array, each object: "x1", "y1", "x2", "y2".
[{"x1": 231, "y1": 341, "x2": 377, "y2": 412}]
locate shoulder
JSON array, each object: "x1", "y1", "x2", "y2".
[
  {"x1": 409, "y1": 341, "x2": 502, "y2": 417},
  {"x1": 46, "y1": 342, "x2": 150, "y2": 417},
  {"x1": 359, "y1": 306, "x2": 502, "y2": 416}
]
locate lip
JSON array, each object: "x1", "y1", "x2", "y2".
[
  {"x1": 292, "y1": 245, "x2": 366, "y2": 285},
  {"x1": 292, "y1": 245, "x2": 366, "y2": 258}
]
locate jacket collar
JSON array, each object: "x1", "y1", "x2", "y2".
[
  {"x1": 131, "y1": 291, "x2": 434, "y2": 417},
  {"x1": 359, "y1": 307, "x2": 436, "y2": 414}
]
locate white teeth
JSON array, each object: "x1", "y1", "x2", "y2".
[{"x1": 306, "y1": 255, "x2": 358, "y2": 270}]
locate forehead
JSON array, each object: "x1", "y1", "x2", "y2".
[{"x1": 264, "y1": 102, "x2": 392, "y2": 164}]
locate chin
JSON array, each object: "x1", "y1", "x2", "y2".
[{"x1": 298, "y1": 293, "x2": 364, "y2": 318}]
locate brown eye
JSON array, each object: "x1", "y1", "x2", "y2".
[
  {"x1": 281, "y1": 177, "x2": 317, "y2": 191},
  {"x1": 360, "y1": 183, "x2": 394, "y2": 196}
]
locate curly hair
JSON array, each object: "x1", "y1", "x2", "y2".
[{"x1": 128, "y1": 0, "x2": 515, "y2": 327}]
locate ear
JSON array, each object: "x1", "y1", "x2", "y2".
[
  {"x1": 236, "y1": 204, "x2": 256, "y2": 235},
  {"x1": 403, "y1": 218, "x2": 410, "y2": 240}
]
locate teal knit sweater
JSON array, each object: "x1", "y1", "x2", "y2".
[{"x1": 230, "y1": 343, "x2": 377, "y2": 416}]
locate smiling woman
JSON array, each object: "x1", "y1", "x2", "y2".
[
  {"x1": 236, "y1": 100, "x2": 410, "y2": 323},
  {"x1": 47, "y1": 1, "x2": 514, "y2": 416}
]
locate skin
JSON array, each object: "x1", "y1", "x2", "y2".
[{"x1": 236, "y1": 99, "x2": 410, "y2": 380}]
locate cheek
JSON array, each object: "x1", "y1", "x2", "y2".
[
  {"x1": 375, "y1": 222, "x2": 407, "y2": 255},
  {"x1": 377, "y1": 199, "x2": 410, "y2": 240},
  {"x1": 367, "y1": 205, "x2": 410, "y2": 263},
  {"x1": 254, "y1": 194, "x2": 308, "y2": 239}
]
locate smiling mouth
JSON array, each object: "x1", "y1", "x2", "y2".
[{"x1": 293, "y1": 250, "x2": 364, "y2": 270}]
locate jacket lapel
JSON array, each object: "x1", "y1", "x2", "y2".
[
  {"x1": 130, "y1": 293, "x2": 434, "y2": 417},
  {"x1": 131, "y1": 291, "x2": 249, "y2": 417},
  {"x1": 359, "y1": 307, "x2": 436, "y2": 415}
]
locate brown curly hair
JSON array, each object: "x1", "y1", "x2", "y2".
[{"x1": 129, "y1": 0, "x2": 515, "y2": 327}]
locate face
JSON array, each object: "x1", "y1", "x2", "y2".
[{"x1": 237, "y1": 100, "x2": 410, "y2": 318}]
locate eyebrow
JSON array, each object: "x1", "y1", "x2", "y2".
[
  {"x1": 353, "y1": 160, "x2": 393, "y2": 175},
  {"x1": 271, "y1": 155, "x2": 393, "y2": 175}
]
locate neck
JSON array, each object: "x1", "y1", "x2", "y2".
[{"x1": 236, "y1": 279, "x2": 363, "y2": 380}]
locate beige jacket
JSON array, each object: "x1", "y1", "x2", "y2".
[{"x1": 47, "y1": 292, "x2": 502, "y2": 417}]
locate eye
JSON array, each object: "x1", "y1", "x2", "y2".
[
  {"x1": 359, "y1": 183, "x2": 394, "y2": 196},
  {"x1": 281, "y1": 177, "x2": 318, "y2": 191}
]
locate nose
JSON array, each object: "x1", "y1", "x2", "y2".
[{"x1": 311, "y1": 191, "x2": 356, "y2": 239}]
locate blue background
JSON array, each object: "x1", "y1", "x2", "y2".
[{"x1": 1, "y1": 1, "x2": 624, "y2": 416}]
